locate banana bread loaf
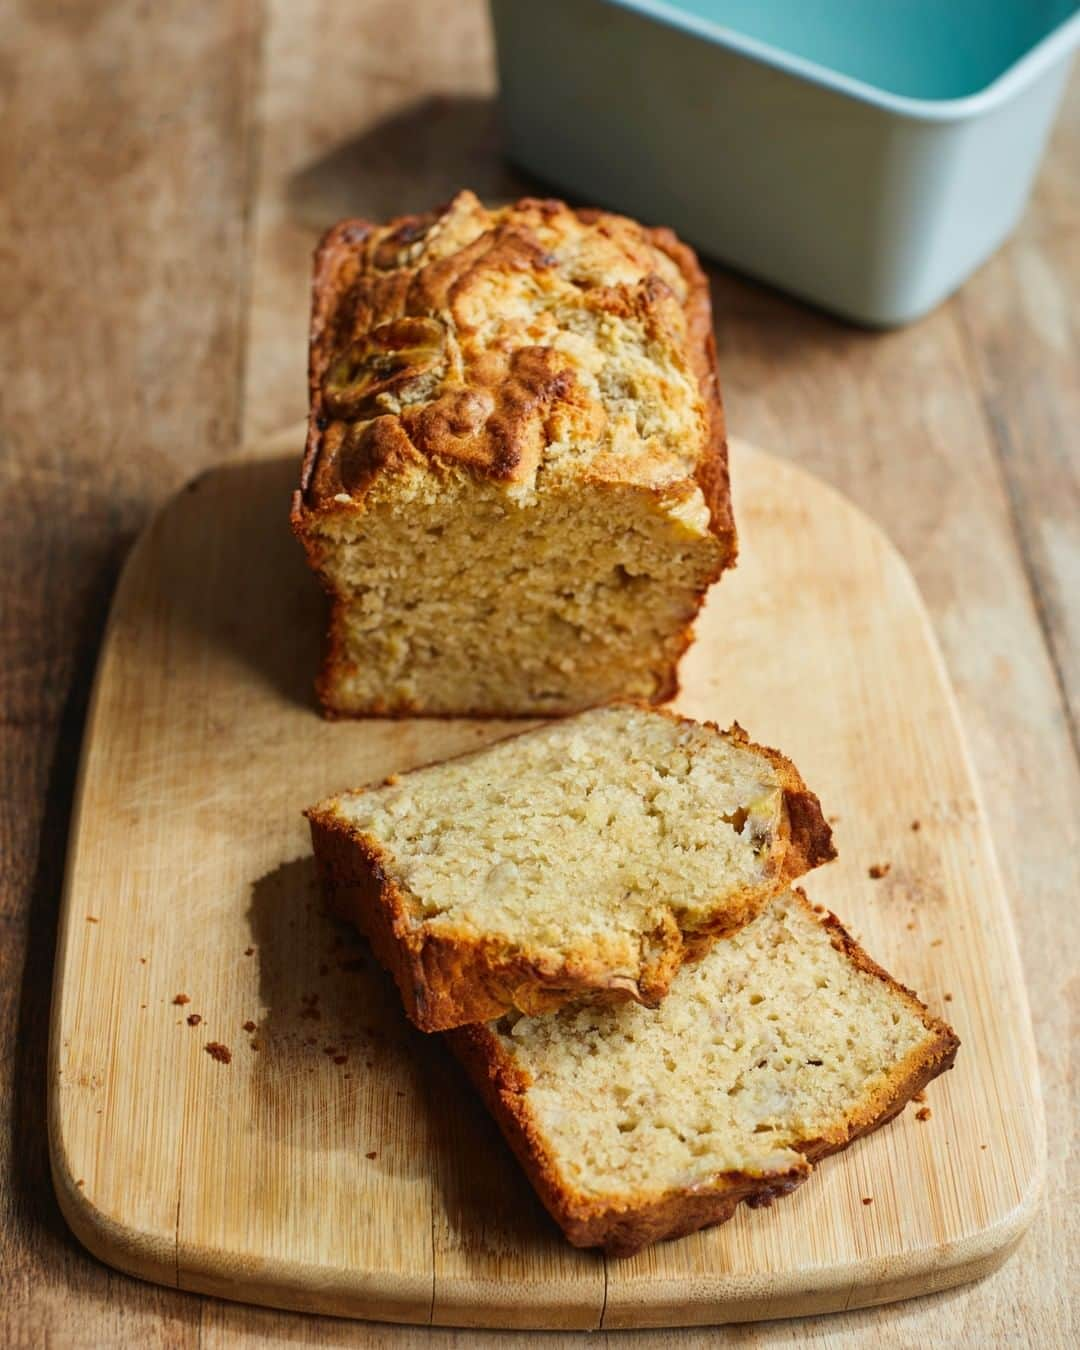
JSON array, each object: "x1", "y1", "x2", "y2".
[
  {"x1": 292, "y1": 190, "x2": 735, "y2": 717},
  {"x1": 307, "y1": 703, "x2": 833, "y2": 1031},
  {"x1": 447, "y1": 889, "x2": 959, "y2": 1255}
]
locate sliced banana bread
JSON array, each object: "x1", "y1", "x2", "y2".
[
  {"x1": 447, "y1": 889, "x2": 959, "y2": 1255},
  {"x1": 307, "y1": 703, "x2": 833, "y2": 1031},
  {"x1": 291, "y1": 190, "x2": 735, "y2": 717}
]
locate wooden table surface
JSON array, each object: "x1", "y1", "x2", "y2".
[{"x1": 2, "y1": 3, "x2": 1076, "y2": 1345}]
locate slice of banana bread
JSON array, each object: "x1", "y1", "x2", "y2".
[
  {"x1": 307, "y1": 704, "x2": 833, "y2": 1031},
  {"x1": 291, "y1": 189, "x2": 735, "y2": 717},
  {"x1": 447, "y1": 889, "x2": 959, "y2": 1255}
]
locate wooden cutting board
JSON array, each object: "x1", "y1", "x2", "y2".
[{"x1": 48, "y1": 428, "x2": 1043, "y2": 1330}]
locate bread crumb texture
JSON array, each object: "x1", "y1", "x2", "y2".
[
  {"x1": 294, "y1": 191, "x2": 734, "y2": 716},
  {"x1": 332, "y1": 705, "x2": 820, "y2": 976},
  {"x1": 484, "y1": 893, "x2": 953, "y2": 1201}
]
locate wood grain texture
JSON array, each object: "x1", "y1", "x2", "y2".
[
  {"x1": 0, "y1": 3, "x2": 261, "y2": 1348},
  {"x1": 48, "y1": 431, "x2": 1041, "y2": 1329},
  {"x1": 3, "y1": 0, "x2": 1077, "y2": 1343}
]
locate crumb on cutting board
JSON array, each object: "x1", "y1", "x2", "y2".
[
  {"x1": 916, "y1": 1107, "x2": 932, "y2": 1122},
  {"x1": 172, "y1": 993, "x2": 190, "y2": 1006},
  {"x1": 187, "y1": 1014, "x2": 202, "y2": 1026},
  {"x1": 205, "y1": 1042, "x2": 231, "y2": 1064},
  {"x1": 868, "y1": 863, "x2": 891, "y2": 880}
]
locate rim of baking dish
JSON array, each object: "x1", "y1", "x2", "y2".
[{"x1": 601, "y1": 0, "x2": 1080, "y2": 122}]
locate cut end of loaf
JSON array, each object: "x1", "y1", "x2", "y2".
[
  {"x1": 299, "y1": 476, "x2": 726, "y2": 717},
  {"x1": 447, "y1": 890, "x2": 958, "y2": 1255},
  {"x1": 308, "y1": 704, "x2": 833, "y2": 1029}
]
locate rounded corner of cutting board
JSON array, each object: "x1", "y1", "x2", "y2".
[
  {"x1": 728, "y1": 436, "x2": 917, "y2": 577},
  {"x1": 48, "y1": 1109, "x2": 178, "y2": 1291},
  {"x1": 49, "y1": 431, "x2": 1046, "y2": 1328}
]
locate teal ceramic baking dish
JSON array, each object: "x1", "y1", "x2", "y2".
[{"x1": 489, "y1": 0, "x2": 1080, "y2": 325}]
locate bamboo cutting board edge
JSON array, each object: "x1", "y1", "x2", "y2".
[{"x1": 47, "y1": 433, "x2": 1045, "y2": 1329}]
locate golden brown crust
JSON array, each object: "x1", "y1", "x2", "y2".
[
  {"x1": 645, "y1": 223, "x2": 735, "y2": 568},
  {"x1": 306, "y1": 704, "x2": 834, "y2": 1031},
  {"x1": 291, "y1": 191, "x2": 735, "y2": 719},
  {"x1": 445, "y1": 890, "x2": 960, "y2": 1256}
]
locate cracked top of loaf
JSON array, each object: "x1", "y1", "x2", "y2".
[{"x1": 296, "y1": 190, "x2": 732, "y2": 540}]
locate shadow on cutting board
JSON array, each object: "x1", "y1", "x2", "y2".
[
  {"x1": 247, "y1": 857, "x2": 559, "y2": 1246},
  {"x1": 161, "y1": 455, "x2": 325, "y2": 713}
]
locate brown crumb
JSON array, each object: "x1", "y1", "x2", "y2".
[
  {"x1": 365, "y1": 1151, "x2": 377, "y2": 1160},
  {"x1": 868, "y1": 863, "x2": 891, "y2": 880},
  {"x1": 205, "y1": 1042, "x2": 232, "y2": 1064},
  {"x1": 86, "y1": 915, "x2": 99, "y2": 924},
  {"x1": 931, "y1": 938, "x2": 943, "y2": 947},
  {"x1": 906, "y1": 922, "x2": 916, "y2": 931},
  {"x1": 915, "y1": 1107, "x2": 932, "y2": 1122},
  {"x1": 242, "y1": 1020, "x2": 256, "y2": 1033},
  {"x1": 333, "y1": 1054, "x2": 347, "y2": 1065},
  {"x1": 249, "y1": 1041, "x2": 259, "y2": 1052},
  {"x1": 861, "y1": 1197, "x2": 872, "y2": 1206},
  {"x1": 172, "y1": 994, "x2": 190, "y2": 1006},
  {"x1": 913, "y1": 1090, "x2": 927, "y2": 1103},
  {"x1": 244, "y1": 946, "x2": 254, "y2": 956},
  {"x1": 910, "y1": 819, "x2": 921, "y2": 831},
  {"x1": 827, "y1": 814, "x2": 840, "y2": 825},
  {"x1": 980, "y1": 1144, "x2": 988, "y2": 1150},
  {"x1": 139, "y1": 957, "x2": 147, "y2": 964},
  {"x1": 396, "y1": 1090, "x2": 406, "y2": 1097},
  {"x1": 944, "y1": 992, "x2": 953, "y2": 1002},
  {"x1": 140, "y1": 1005, "x2": 147, "y2": 1010},
  {"x1": 76, "y1": 1178, "x2": 85, "y2": 1188},
  {"x1": 186, "y1": 1014, "x2": 202, "y2": 1027},
  {"x1": 383, "y1": 774, "x2": 400, "y2": 786}
]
